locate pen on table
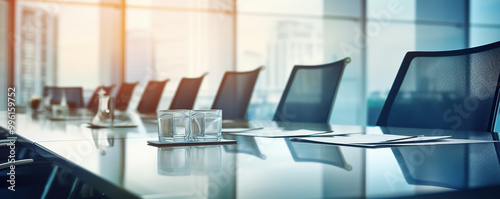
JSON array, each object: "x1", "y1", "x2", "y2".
[
  {"x1": 386, "y1": 135, "x2": 423, "y2": 142},
  {"x1": 222, "y1": 127, "x2": 264, "y2": 133},
  {"x1": 311, "y1": 131, "x2": 335, "y2": 136}
]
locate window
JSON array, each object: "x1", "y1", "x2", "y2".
[
  {"x1": 0, "y1": 0, "x2": 8, "y2": 110},
  {"x1": 125, "y1": 1, "x2": 235, "y2": 111},
  {"x1": 4, "y1": 0, "x2": 500, "y2": 126},
  {"x1": 238, "y1": 0, "x2": 365, "y2": 124},
  {"x1": 470, "y1": 0, "x2": 500, "y2": 47},
  {"x1": 14, "y1": 0, "x2": 121, "y2": 106}
]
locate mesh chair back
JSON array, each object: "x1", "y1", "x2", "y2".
[
  {"x1": 212, "y1": 67, "x2": 263, "y2": 120},
  {"x1": 87, "y1": 85, "x2": 115, "y2": 112},
  {"x1": 115, "y1": 82, "x2": 138, "y2": 111},
  {"x1": 137, "y1": 80, "x2": 169, "y2": 114},
  {"x1": 377, "y1": 41, "x2": 500, "y2": 131},
  {"x1": 169, "y1": 73, "x2": 207, "y2": 110},
  {"x1": 43, "y1": 87, "x2": 84, "y2": 108},
  {"x1": 273, "y1": 58, "x2": 350, "y2": 123}
]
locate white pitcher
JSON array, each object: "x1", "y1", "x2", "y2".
[{"x1": 91, "y1": 88, "x2": 114, "y2": 125}]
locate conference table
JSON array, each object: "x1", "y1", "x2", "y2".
[{"x1": 5, "y1": 111, "x2": 500, "y2": 198}]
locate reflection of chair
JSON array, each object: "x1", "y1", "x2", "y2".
[
  {"x1": 273, "y1": 58, "x2": 350, "y2": 123},
  {"x1": 285, "y1": 139, "x2": 351, "y2": 170},
  {"x1": 115, "y1": 82, "x2": 138, "y2": 111},
  {"x1": 377, "y1": 41, "x2": 500, "y2": 131},
  {"x1": 87, "y1": 85, "x2": 115, "y2": 112},
  {"x1": 392, "y1": 145, "x2": 467, "y2": 189},
  {"x1": 212, "y1": 67, "x2": 263, "y2": 120},
  {"x1": 137, "y1": 79, "x2": 169, "y2": 114},
  {"x1": 43, "y1": 87, "x2": 84, "y2": 108},
  {"x1": 382, "y1": 127, "x2": 500, "y2": 189},
  {"x1": 222, "y1": 134, "x2": 266, "y2": 159},
  {"x1": 391, "y1": 141, "x2": 500, "y2": 190},
  {"x1": 170, "y1": 73, "x2": 207, "y2": 109}
]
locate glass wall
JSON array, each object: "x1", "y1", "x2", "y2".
[
  {"x1": 237, "y1": 0, "x2": 500, "y2": 125},
  {"x1": 4, "y1": 0, "x2": 500, "y2": 126},
  {"x1": 14, "y1": 0, "x2": 121, "y2": 106},
  {"x1": 470, "y1": 0, "x2": 500, "y2": 47},
  {"x1": 125, "y1": 0, "x2": 234, "y2": 111},
  {"x1": 9, "y1": 0, "x2": 235, "y2": 111},
  {"x1": 238, "y1": 0, "x2": 364, "y2": 124},
  {"x1": 366, "y1": 0, "x2": 472, "y2": 125}
]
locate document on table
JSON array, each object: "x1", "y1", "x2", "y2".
[
  {"x1": 224, "y1": 128, "x2": 345, "y2": 138},
  {"x1": 290, "y1": 134, "x2": 481, "y2": 148}
]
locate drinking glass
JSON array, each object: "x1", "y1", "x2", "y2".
[
  {"x1": 190, "y1": 110, "x2": 222, "y2": 141},
  {"x1": 157, "y1": 110, "x2": 190, "y2": 142}
]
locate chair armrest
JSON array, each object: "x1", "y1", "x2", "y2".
[
  {"x1": 0, "y1": 138, "x2": 17, "y2": 144},
  {"x1": 0, "y1": 159, "x2": 34, "y2": 170}
]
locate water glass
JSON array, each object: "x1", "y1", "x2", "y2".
[
  {"x1": 190, "y1": 110, "x2": 222, "y2": 141},
  {"x1": 157, "y1": 110, "x2": 190, "y2": 142}
]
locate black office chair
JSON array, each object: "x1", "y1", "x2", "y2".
[
  {"x1": 43, "y1": 87, "x2": 84, "y2": 109},
  {"x1": 169, "y1": 73, "x2": 207, "y2": 110},
  {"x1": 273, "y1": 58, "x2": 351, "y2": 123},
  {"x1": 115, "y1": 82, "x2": 138, "y2": 112},
  {"x1": 212, "y1": 67, "x2": 263, "y2": 120},
  {"x1": 137, "y1": 79, "x2": 169, "y2": 114},
  {"x1": 86, "y1": 85, "x2": 115, "y2": 112},
  {"x1": 377, "y1": 41, "x2": 500, "y2": 131},
  {"x1": 0, "y1": 127, "x2": 52, "y2": 198}
]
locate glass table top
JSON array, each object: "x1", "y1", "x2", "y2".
[{"x1": 6, "y1": 112, "x2": 500, "y2": 198}]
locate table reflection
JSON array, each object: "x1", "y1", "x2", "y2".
[
  {"x1": 157, "y1": 147, "x2": 191, "y2": 176},
  {"x1": 285, "y1": 138, "x2": 352, "y2": 170},
  {"x1": 156, "y1": 145, "x2": 236, "y2": 198},
  {"x1": 91, "y1": 129, "x2": 115, "y2": 152},
  {"x1": 380, "y1": 127, "x2": 500, "y2": 190},
  {"x1": 157, "y1": 146, "x2": 223, "y2": 176},
  {"x1": 390, "y1": 143, "x2": 500, "y2": 189},
  {"x1": 222, "y1": 134, "x2": 266, "y2": 159},
  {"x1": 47, "y1": 120, "x2": 68, "y2": 132}
]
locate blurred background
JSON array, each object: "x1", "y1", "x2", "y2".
[{"x1": 1, "y1": 0, "x2": 500, "y2": 126}]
